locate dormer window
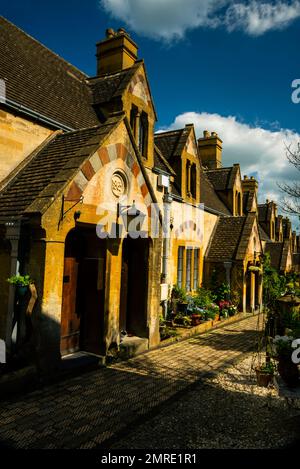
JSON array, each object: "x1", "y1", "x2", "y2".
[{"x1": 185, "y1": 160, "x2": 197, "y2": 199}]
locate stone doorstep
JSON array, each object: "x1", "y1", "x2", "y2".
[{"x1": 119, "y1": 336, "x2": 149, "y2": 359}]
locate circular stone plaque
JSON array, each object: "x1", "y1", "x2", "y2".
[{"x1": 111, "y1": 172, "x2": 126, "y2": 198}]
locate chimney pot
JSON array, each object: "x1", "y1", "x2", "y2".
[
  {"x1": 97, "y1": 28, "x2": 138, "y2": 76},
  {"x1": 244, "y1": 175, "x2": 248, "y2": 180},
  {"x1": 106, "y1": 28, "x2": 115, "y2": 38},
  {"x1": 203, "y1": 130, "x2": 210, "y2": 138}
]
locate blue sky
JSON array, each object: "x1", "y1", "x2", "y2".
[{"x1": 2, "y1": 0, "x2": 300, "y2": 224}]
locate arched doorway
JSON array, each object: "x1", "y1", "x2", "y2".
[
  {"x1": 119, "y1": 237, "x2": 149, "y2": 338},
  {"x1": 60, "y1": 227, "x2": 106, "y2": 356}
]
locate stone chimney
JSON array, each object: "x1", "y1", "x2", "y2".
[
  {"x1": 242, "y1": 175, "x2": 258, "y2": 195},
  {"x1": 197, "y1": 131, "x2": 222, "y2": 169},
  {"x1": 96, "y1": 28, "x2": 138, "y2": 76}
]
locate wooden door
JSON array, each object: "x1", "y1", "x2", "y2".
[
  {"x1": 79, "y1": 257, "x2": 105, "y2": 355},
  {"x1": 60, "y1": 257, "x2": 80, "y2": 355}
]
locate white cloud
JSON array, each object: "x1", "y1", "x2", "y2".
[
  {"x1": 225, "y1": 1, "x2": 300, "y2": 36},
  {"x1": 100, "y1": 0, "x2": 223, "y2": 41},
  {"x1": 162, "y1": 111, "x2": 300, "y2": 210},
  {"x1": 100, "y1": 0, "x2": 300, "y2": 41}
]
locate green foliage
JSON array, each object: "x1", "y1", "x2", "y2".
[
  {"x1": 213, "y1": 282, "x2": 230, "y2": 302},
  {"x1": 160, "y1": 326, "x2": 179, "y2": 340},
  {"x1": 174, "y1": 314, "x2": 192, "y2": 326},
  {"x1": 262, "y1": 253, "x2": 286, "y2": 308},
  {"x1": 7, "y1": 274, "x2": 32, "y2": 286},
  {"x1": 258, "y1": 361, "x2": 275, "y2": 374},
  {"x1": 272, "y1": 335, "x2": 295, "y2": 359},
  {"x1": 193, "y1": 287, "x2": 215, "y2": 308},
  {"x1": 172, "y1": 285, "x2": 187, "y2": 303}
]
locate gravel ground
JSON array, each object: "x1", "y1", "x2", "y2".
[{"x1": 112, "y1": 354, "x2": 300, "y2": 449}]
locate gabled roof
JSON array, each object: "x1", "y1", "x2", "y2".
[
  {"x1": 0, "y1": 16, "x2": 99, "y2": 130},
  {"x1": 87, "y1": 62, "x2": 141, "y2": 106},
  {"x1": 206, "y1": 216, "x2": 246, "y2": 261},
  {"x1": 154, "y1": 145, "x2": 176, "y2": 175},
  {"x1": 204, "y1": 165, "x2": 240, "y2": 191},
  {"x1": 207, "y1": 213, "x2": 258, "y2": 262},
  {"x1": 259, "y1": 225, "x2": 270, "y2": 242},
  {"x1": 258, "y1": 202, "x2": 275, "y2": 223},
  {"x1": 0, "y1": 115, "x2": 123, "y2": 219},
  {"x1": 200, "y1": 172, "x2": 231, "y2": 215},
  {"x1": 154, "y1": 126, "x2": 192, "y2": 161}
]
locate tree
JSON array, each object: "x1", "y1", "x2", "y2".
[{"x1": 279, "y1": 143, "x2": 300, "y2": 215}]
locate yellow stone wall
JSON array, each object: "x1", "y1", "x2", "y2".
[
  {"x1": 26, "y1": 120, "x2": 161, "y2": 360},
  {"x1": 0, "y1": 109, "x2": 52, "y2": 183}
]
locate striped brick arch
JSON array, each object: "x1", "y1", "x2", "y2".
[
  {"x1": 175, "y1": 221, "x2": 202, "y2": 239},
  {"x1": 66, "y1": 143, "x2": 152, "y2": 213},
  {"x1": 128, "y1": 73, "x2": 152, "y2": 108}
]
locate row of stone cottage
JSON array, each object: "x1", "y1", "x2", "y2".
[{"x1": 0, "y1": 17, "x2": 298, "y2": 371}]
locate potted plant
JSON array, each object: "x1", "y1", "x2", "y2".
[
  {"x1": 228, "y1": 304, "x2": 237, "y2": 317},
  {"x1": 255, "y1": 361, "x2": 275, "y2": 387},
  {"x1": 272, "y1": 335, "x2": 299, "y2": 387},
  {"x1": 7, "y1": 274, "x2": 32, "y2": 298},
  {"x1": 191, "y1": 310, "x2": 202, "y2": 326},
  {"x1": 172, "y1": 285, "x2": 188, "y2": 314}
]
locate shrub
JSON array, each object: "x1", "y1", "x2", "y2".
[{"x1": 7, "y1": 274, "x2": 32, "y2": 286}]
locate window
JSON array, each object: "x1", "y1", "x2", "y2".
[
  {"x1": 139, "y1": 111, "x2": 148, "y2": 157},
  {"x1": 191, "y1": 164, "x2": 197, "y2": 199},
  {"x1": 237, "y1": 192, "x2": 242, "y2": 216},
  {"x1": 193, "y1": 248, "x2": 200, "y2": 290},
  {"x1": 186, "y1": 248, "x2": 192, "y2": 291},
  {"x1": 186, "y1": 160, "x2": 190, "y2": 197},
  {"x1": 177, "y1": 247, "x2": 184, "y2": 288},
  {"x1": 130, "y1": 105, "x2": 138, "y2": 137},
  {"x1": 177, "y1": 246, "x2": 201, "y2": 291}
]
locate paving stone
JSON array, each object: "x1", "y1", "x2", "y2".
[{"x1": 0, "y1": 314, "x2": 262, "y2": 449}]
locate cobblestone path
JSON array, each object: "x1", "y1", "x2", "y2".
[{"x1": 0, "y1": 314, "x2": 262, "y2": 449}]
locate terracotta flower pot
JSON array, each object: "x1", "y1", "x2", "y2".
[
  {"x1": 191, "y1": 314, "x2": 201, "y2": 326},
  {"x1": 255, "y1": 367, "x2": 274, "y2": 387}
]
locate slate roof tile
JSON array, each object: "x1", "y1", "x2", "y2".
[
  {"x1": 0, "y1": 16, "x2": 99, "y2": 130},
  {"x1": 0, "y1": 119, "x2": 120, "y2": 218},
  {"x1": 207, "y1": 216, "x2": 246, "y2": 261}
]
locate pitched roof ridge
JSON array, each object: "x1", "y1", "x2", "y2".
[
  {"x1": 154, "y1": 128, "x2": 183, "y2": 137},
  {"x1": 0, "y1": 15, "x2": 88, "y2": 80},
  {"x1": 205, "y1": 167, "x2": 232, "y2": 172},
  {"x1": 87, "y1": 61, "x2": 142, "y2": 82}
]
